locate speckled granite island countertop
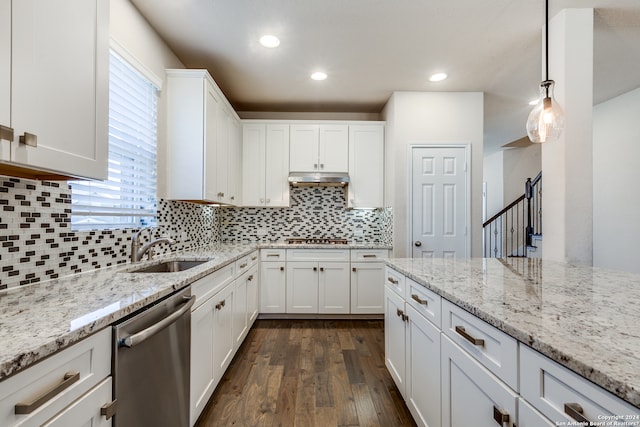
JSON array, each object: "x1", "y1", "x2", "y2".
[
  {"x1": 0, "y1": 243, "x2": 258, "y2": 381},
  {"x1": 385, "y1": 257, "x2": 640, "y2": 408}
]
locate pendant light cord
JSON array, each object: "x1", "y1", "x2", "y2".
[{"x1": 544, "y1": 0, "x2": 550, "y2": 96}]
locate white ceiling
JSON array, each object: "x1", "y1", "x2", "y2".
[{"x1": 130, "y1": 0, "x2": 640, "y2": 153}]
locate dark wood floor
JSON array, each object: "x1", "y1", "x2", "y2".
[{"x1": 195, "y1": 319, "x2": 417, "y2": 427}]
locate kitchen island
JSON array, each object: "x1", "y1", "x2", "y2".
[{"x1": 385, "y1": 256, "x2": 640, "y2": 413}]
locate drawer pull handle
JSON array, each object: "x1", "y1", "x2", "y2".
[
  {"x1": 455, "y1": 326, "x2": 485, "y2": 347},
  {"x1": 15, "y1": 371, "x2": 80, "y2": 414},
  {"x1": 402, "y1": 313, "x2": 409, "y2": 322},
  {"x1": 251, "y1": 256, "x2": 257, "y2": 261},
  {"x1": 0, "y1": 124, "x2": 14, "y2": 141},
  {"x1": 101, "y1": 399, "x2": 118, "y2": 420},
  {"x1": 239, "y1": 263, "x2": 248, "y2": 269},
  {"x1": 266, "y1": 254, "x2": 280, "y2": 257},
  {"x1": 492, "y1": 406, "x2": 509, "y2": 426},
  {"x1": 387, "y1": 277, "x2": 399, "y2": 285},
  {"x1": 248, "y1": 275, "x2": 254, "y2": 281},
  {"x1": 411, "y1": 294, "x2": 428, "y2": 306},
  {"x1": 363, "y1": 254, "x2": 377, "y2": 258},
  {"x1": 396, "y1": 308, "x2": 404, "y2": 318},
  {"x1": 564, "y1": 403, "x2": 592, "y2": 423}
]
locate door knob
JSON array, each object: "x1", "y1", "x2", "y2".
[{"x1": 414, "y1": 241, "x2": 422, "y2": 247}]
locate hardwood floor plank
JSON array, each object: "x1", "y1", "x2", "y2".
[{"x1": 195, "y1": 320, "x2": 416, "y2": 427}]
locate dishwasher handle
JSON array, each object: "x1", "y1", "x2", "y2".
[{"x1": 119, "y1": 295, "x2": 195, "y2": 348}]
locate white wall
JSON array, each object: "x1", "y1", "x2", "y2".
[
  {"x1": 503, "y1": 144, "x2": 541, "y2": 204},
  {"x1": 110, "y1": 0, "x2": 185, "y2": 198},
  {"x1": 382, "y1": 91, "x2": 484, "y2": 257},
  {"x1": 483, "y1": 150, "x2": 503, "y2": 220},
  {"x1": 593, "y1": 87, "x2": 640, "y2": 273}
]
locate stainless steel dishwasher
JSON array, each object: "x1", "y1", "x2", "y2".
[{"x1": 113, "y1": 286, "x2": 194, "y2": 427}]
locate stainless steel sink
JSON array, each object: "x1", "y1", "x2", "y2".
[{"x1": 128, "y1": 259, "x2": 209, "y2": 273}]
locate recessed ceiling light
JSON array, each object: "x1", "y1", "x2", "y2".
[
  {"x1": 259, "y1": 35, "x2": 280, "y2": 48},
  {"x1": 311, "y1": 72, "x2": 327, "y2": 81},
  {"x1": 429, "y1": 72, "x2": 448, "y2": 82}
]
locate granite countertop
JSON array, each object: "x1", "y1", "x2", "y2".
[
  {"x1": 0, "y1": 241, "x2": 389, "y2": 381},
  {"x1": 260, "y1": 242, "x2": 392, "y2": 250},
  {"x1": 385, "y1": 257, "x2": 640, "y2": 409}
]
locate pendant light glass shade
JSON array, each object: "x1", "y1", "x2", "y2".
[{"x1": 526, "y1": 80, "x2": 564, "y2": 143}]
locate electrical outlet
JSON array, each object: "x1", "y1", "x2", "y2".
[{"x1": 257, "y1": 228, "x2": 268, "y2": 236}]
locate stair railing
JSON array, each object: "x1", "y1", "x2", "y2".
[{"x1": 483, "y1": 172, "x2": 542, "y2": 258}]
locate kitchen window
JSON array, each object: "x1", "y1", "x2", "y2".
[{"x1": 70, "y1": 49, "x2": 159, "y2": 230}]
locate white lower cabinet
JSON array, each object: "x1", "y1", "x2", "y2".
[
  {"x1": 441, "y1": 335, "x2": 518, "y2": 427},
  {"x1": 42, "y1": 378, "x2": 112, "y2": 427},
  {"x1": 286, "y1": 261, "x2": 350, "y2": 314},
  {"x1": 260, "y1": 260, "x2": 287, "y2": 313},
  {"x1": 190, "y1": 255, "x2": 260, "y2": 426},
  {"x1": 0, "y1": 328, "x2": 113, "y2": 427},
  {"x1": 286, "y1": 262, "x2": 319, "y2": 313},
  {"x1": 518, "y1": 398, "x2": 554, "y2": 427},
  {"x1": 405, "y1": 305, "x2": 441, "y2": 427},
  {"x1": 350, "y1": 249, "x2": 388, "y2": 314},
  {"x1": 318, "y1": 262, "x2": 350, "y2": 314},
  {"x1": 384, "y1": 283, "x2": 441, "y2": 427}
]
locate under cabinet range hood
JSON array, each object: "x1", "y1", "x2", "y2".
[{"x1": 288, "y1": 172, "x2": 350, "y2": 186}]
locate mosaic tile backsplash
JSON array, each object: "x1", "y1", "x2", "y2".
[{"x1": 0, "y1": 177, "x2": 391, "y2": 289}]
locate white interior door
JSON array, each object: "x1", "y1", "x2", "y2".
[{"x1": 411, "y1": 146, "x2": 469, "y2": 259}]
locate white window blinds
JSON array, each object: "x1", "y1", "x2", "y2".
[{"x1": 70, "y1": 50, "x2": 158, "y2": 231}]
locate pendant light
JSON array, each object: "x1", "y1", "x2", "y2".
[{"x1": 526, "y1": 0, "x2": 564, "y2": 143}]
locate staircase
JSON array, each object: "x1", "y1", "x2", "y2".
[{"x1": 483, "y1": 172, "x2": 542, "y2": 258}]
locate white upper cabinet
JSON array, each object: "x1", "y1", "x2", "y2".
[
  {"x1": 166, "y1": 69, "x2": 241, "y2": 205},
  {"x1": 290, "y1": 124, "x2": 348, "y2": 172},
  {"x1": 0, "y1": 0, "x2": 109, "y2": 180},
  {"x1": 348, "y1": 124, "x2": 384, "y2": 208},
  {"x1": 242, "y1": 123, "x2": 290, "y2": 207}
]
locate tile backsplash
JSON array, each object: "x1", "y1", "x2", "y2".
[{"x1": 0, "y1": 176, "x2": 391, "y2": 290}]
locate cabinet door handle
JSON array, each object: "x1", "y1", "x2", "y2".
[
  {"x1": 0, "y1": 124, "x2": 14, "y2": 141},
  {"x1": 266, "y1": 198, "x2": 271, "y2": 203},
  {"x1": 396, "y1": 308, "x2": 403, "y2": 318},
  {"x1": 314, "y1": 163, "x2": 318, "y2": 169},
  {"x1": 248, "y1": 275, "x2": 254, "y2": 281},
  {"x1": 319, "y1": 267, "x2": 324, "y2": 272},
  {"x1": 320, "y1": 163, "x2": 324, "y2": 169},
  {"x1": 251, "y1": 255, "x2": 258, "y2": 261},
  {"x1": 15, "y1": 371, "x2": 80, "y2": 414},
  {"x1": 280, "y1": 266, "x2": 284, "y2": 271},
  {"x1": 387, "y1": 277, "x2": 399, "y2": 285},
  {"x1": 217, "y1": 192, "x2": 224, "y2": 197},
  {"x1": 352, "y1": 267, "x2": 357, "y2": 272},
  {"x1": 455, "y1": 326, "x2": 485, "y2": 347},
  {"x1": 101, "y1": 399, "x2": 118, "y2": 420},
  {"x1": 19, "y1": 132, "x2": 37, "y2": 147},
  {"x1": 411, "y1": 294, "x2": 428, "y2": 306},
  {"x1": 564, "y1": 403, "x2": 592, "y2": 423},
  {"x1": 313, "y1": 267, "x2": 318, "y2": 271},
  {"x1": 492, "y1": 406, "x2": 509, "y2": 426},
  {"x1": 215, "y1": 299, "x2": 226, "y2": 310}
]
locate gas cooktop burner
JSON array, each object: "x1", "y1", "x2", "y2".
[{"x1": 285, "y1": 237, "x2": 349, "y2": 245}]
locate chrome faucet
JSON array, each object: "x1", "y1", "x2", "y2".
[{"x1": 130, "y1": 227, "x2": 177, "y2": 262}]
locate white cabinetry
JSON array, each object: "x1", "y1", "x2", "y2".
[
  {"x1": 286, "y1": 249, "x2": 350, "y2": 314},
  {"x1": 348, "y1": 125, "x2": 384, "y2": 208},
  {"x1": 441, "y1": 334, "x2": 518, "y2": 427},
  {"x1": 350, "y1": 249, "x2": 388, "y2": 314},
  {"x1": 0, "y1": 328, "x2": 113, "y2": 427},
  {"x1": 242, "y1": 123, "x2": 290, "y2": 207},
  {"x1": 384, "y1": 273, "x2": 441, "y2": 427},
  {"x1": 212, "y1": 282, "x2": 235, "y2": 385},
  {"x1": 289, "y1": 124, "x2": 348, "y2": 172},
  {"x1": 0, "y1": 0, "x2": 109, "y2": 180},
  {"x1": 260, "y1": 249, "x2": 287, "y2": 313},
  {"x1": 166, "y1": 69, "x2": 241, "y2": 204}
]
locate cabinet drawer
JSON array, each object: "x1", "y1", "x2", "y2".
[
  {"x1": 405, "y1": 278, "x2": 441, "y2": 328},
  {"x1": 518, "y1": 398, "x2": 554, "y2": 427},
  {"x1": 0, "y1": 328, "x2": 111, "y2": 427},
  {"x1": 260, "y1": 249, "x2": 286, "y2": 262},
  {"x1": 191, "y1": 262, "x2": 235, "y2": 309},
  {"x1": 350, "y1": 249, "x2": 388, "y2": 262},
  {"x1": 235, "y1": 251, "x2": 257, "y2": 278},
  {"x1": 42, "y1": 377, "x2": 112, "y2": 427},
  {"x1": 442, "y1": 300, "x2": 518, "y2": 390},
  {"x1": 286, "y1": 249, "x2": 350, "y2": 262},
  {"x1": 520, "y1": 345, "x2": 639, "y2": 423},
  {"x1": 384, "y1": 266, "x2": 405, "y2": 297}
]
